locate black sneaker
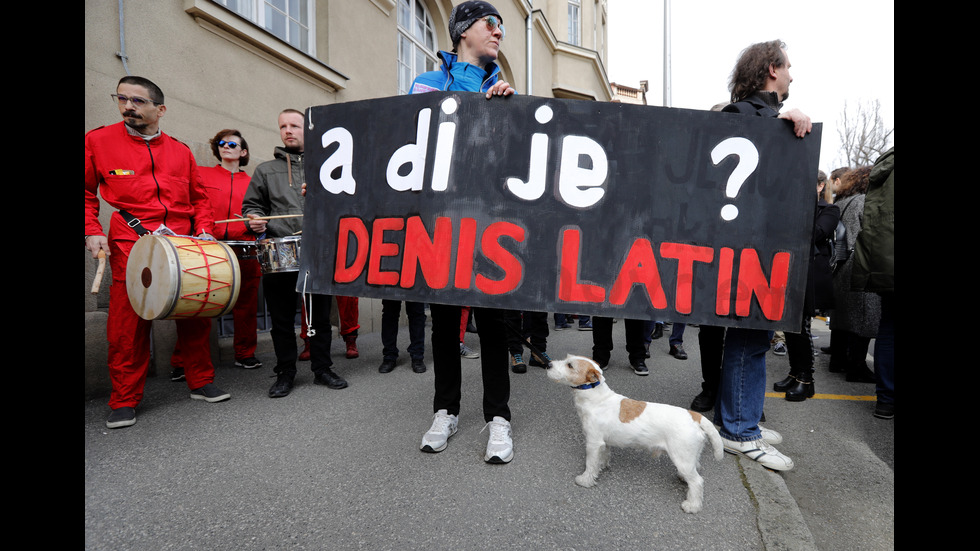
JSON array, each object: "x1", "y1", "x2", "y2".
[
  {"x1": 529, "y1": 351, "x2": 552, "y2": 368},
  {"x1": 631, "y1": 360, "x2": 649, "y2": 376},
  {"x1": 106, "y1": 407, "x2": 136, "y2": 429},
  {"x1": 873, "y1": 402, "x2": 894, "y2": 419},
  {"x1": 690, "y1": 390, "x2": 715, "y2": 412},
  {"x1": 234, "y1": 357, "x2": 262, "y2": 369},
  {"x1": 170, "y1": 368, "x2": 185, "y2": 382},
  {"x1": 268, "y1": 373, "x2": 295, "y2": 398},
  {"x1": 314, "y1": 369, "x2": 348, "y2": 389},
  {"x1": 411, "y1": 358, "x2": 427, "y2": 373},
  {"x1": 190, "y1": 383, "x2": 231, "y2": 403}
]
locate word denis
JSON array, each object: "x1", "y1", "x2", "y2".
[{"x1": 333, "y1": 216, "x2": 791, "y2": 321}]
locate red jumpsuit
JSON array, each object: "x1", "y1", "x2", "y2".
[
  {"x1": 198, "y1": 165, "x2": 261, "y2": 362},
  {"x1": 85, "y1": 122, "x2": 216, "y2": 409}
]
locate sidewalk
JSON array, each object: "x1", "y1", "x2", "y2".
[{"x1": 84, "y1": 317, "x2": 893, "y2": 550}]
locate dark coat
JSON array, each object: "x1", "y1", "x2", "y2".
[{"x1": 809, "y1": 198, "x2": 840, "y2": 313}]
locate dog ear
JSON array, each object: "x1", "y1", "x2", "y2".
[{"x1": 586, "y1": 367, "x2": 601, "y2": 383}]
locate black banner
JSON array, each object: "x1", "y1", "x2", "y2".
[{"x1": 298, "y1": 92, "x2": 821, "y2": 331}]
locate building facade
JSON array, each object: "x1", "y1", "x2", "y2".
[{"x1": 84, "y1": 0, "x2": 611, "y2": 397}]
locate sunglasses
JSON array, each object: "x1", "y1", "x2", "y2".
[
  {"x1": 217, "y1": 140, "x2": 241, "y2": 149},
  {"x1": 111, "y1": 93, "x2": 160, "y2": 107},
  {"x1": 482, "y1": 15, "x2": 505, "y2": 38}
]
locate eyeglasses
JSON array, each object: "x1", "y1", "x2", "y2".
[
  {"x1": 482, "y1": 15, "x2": 505, "y2": 39},
  {"x1": 110, "y1": 93, "x2": 160, "y2": 107},
  {"x1": 217, "y1": 140, "x2": 241, "y2": 149}
]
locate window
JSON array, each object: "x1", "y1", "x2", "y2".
[
  {"x1": 568, "y1": 0, "x2": 581, "y2": 46},
  {"x1": 212, "y1": 0, "x2": 314, "y2": 55},
  {"x1": 397, "y1": 0, "x2": 438, "y2": 95}
]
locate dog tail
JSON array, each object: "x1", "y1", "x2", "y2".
[{"x1": 691, "y1": 411, "x2": 724, "y2": 461}]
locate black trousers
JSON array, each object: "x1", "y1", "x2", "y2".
[
  {"x1": 429, "y1": 303, "x2": 510, "y2": 422},
  {"x1": 697, "y1": 325, "x2": 725, "y2": 393},
  {"x1": 591, "y1": 316, "x2": 647, "y2": 365},
  {"x1": 504, "y1": 310, "x2": 549, "y2": 355},
  {"x1": 263, "y1": 271, "x2": 333, "y2": 376}
]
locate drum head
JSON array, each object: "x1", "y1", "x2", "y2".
[{"x1": 126, "y1": 235, "x2": 181, "y2": 320}]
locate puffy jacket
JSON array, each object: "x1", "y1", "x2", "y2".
[
  {"x1": 199, "y1": 165, "x2": 254, "y2": 241},
  {"x1": 84, "y1": 121, "x2": 213, "y2": 239},
  {"x1": 241, "y1": 146, "x2": 305, "y2": 238},
  {"x1": 850, "y1": 147, "x2": 894, "y2": 294}
]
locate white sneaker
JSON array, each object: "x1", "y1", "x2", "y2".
[
  {"x1": 482, "y1": 416, "x2": 514, "y2": 463},
  {"x1": 420, "y1": 409, "x2": 458, "y2": 453},
  {"x1": 721, "y1": 436, "x2": 794, "y2": 471},
  {"x1": 460, "y1": 343, "x2": 480, "y2": 359},
  {"x1": 759, "y1": 425, "x2": 783, "y2": 445}
]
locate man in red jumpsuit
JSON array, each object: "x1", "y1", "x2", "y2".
[{"x1": 85, "y1": 76, "x2": 231, "y2": 429}]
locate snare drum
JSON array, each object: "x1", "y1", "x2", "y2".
[
  {"x1": 126, "y1": 235, "x2": 241, "y2": 320},
  {"x1": 222, "y1": 240, "x2": 258, "y2": 261},
  {"x1": 257, "y1": 236, "x2": 302, "y2": 274}
]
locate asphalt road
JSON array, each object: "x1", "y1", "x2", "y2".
[{"x1": 84, "y1": 317, "x2": 893, "y2": 550}]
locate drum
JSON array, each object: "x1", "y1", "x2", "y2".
[
  {"x1": 222, "y1": 240, "x2": 258, "y2": 261},
  {"x1": 126, "y1": 235, "x2": 241, "y2": 320},
  {"x1": 257, "y1": 236, "x2": 302, "y2": 274}
]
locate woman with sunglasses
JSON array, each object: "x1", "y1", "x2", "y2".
[
  {"x1": 409, "y1": 1, "x2": 517, "y2": 465},
  {"x1": 198, "y1": 130, "x2": 264, "y2": 371}
]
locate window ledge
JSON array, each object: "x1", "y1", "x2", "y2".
[{"x1": 184, "y1": 0, "x2": 348, "y2": 91}]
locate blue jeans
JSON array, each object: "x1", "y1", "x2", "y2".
[
  {"x1": 713, "y1": 327, "x2": 773, "y2": 442},
  {"x1": 874, "y1": 294, "x2": 894, "y2": 405}
]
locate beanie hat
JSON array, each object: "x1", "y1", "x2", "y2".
[{"x1": 449, "y1": 1, "x2": 502, "y2": 47}]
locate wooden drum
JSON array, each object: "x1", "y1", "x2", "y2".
[{"x1": 126, "y1": 235, "x2": 241, "y2": 320}]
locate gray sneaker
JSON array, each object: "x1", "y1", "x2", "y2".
[
  {"x1": 106, "y1": 407, "x2": 136, "y2": 429},
  {"x1": 460, "y1": 343, "x2": 480, "y2": 359},
  {"x1": 190, "y1": 383, "x2": 231, "y2": 403},
  {"x1": 420, "y1": 409, "x2": 458, "y2": 453},
  {"x1": 482, "y1": 416, "x2": 514, "y2": 464}
]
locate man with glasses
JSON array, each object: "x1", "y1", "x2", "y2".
[
  {"x1": 85, "y1": 76, "x2": 230, "y2": 429},
  {"x1": 409, "y1": 1, "x2": 519, "y2": 464}
]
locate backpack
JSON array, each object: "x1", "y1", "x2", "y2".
[{"x1": 831, "y1": 201, "x2": 854, "y2": 274}]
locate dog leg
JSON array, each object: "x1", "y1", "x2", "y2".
[
  {"x1": 576, "y1": 440, "x2": 605, "y2": 487},
  {"x1": 673, "y1": 456, "x2": 705, "y2": 513}
]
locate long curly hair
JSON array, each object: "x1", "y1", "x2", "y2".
[
  {"x1": 835, "y1": 166, "x2": 872, "y2": 200},
  {"x1": 728, "y1": 40, "x2": 787, "y2": 103}
]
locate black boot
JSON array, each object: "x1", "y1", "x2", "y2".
[
  {"x1": 773, "y1": 374, "x2": 797, "y2": 392},
  {"x1": 785, "y1": 371, "x2": 814, "y2": 402}
]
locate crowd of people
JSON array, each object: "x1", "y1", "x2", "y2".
[{"x1": 86, "y1": 2, "x2": 893, "y2": 472}]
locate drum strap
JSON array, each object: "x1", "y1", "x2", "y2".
[{"x1": 119, "y1": 210, "x2": 150, "y2": 236}]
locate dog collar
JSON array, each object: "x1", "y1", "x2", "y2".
[{"x1": 573, "y1": 381, "x2": 602, "y2": 390}]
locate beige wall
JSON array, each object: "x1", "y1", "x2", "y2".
[{"x1": 84, "y1": 0, "x2": 609, "y2": 398}]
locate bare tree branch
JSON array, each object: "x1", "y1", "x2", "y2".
[{"x1": 837, "y1": 99, "x2": 893, "y2": 167}]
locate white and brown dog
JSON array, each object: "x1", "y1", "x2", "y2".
[{"x1": 546, "y1": 354, "x2": 723, "y2": 513}]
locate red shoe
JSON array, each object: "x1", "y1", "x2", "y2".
[
  {"x1": 344, "y1": 334, "x2": 359, "y2": 359},
  {"x1": 298, "y1": 337, "x2": 311, "y2": 361}
]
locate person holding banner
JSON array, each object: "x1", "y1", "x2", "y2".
[
  {"x1": 410, "y1": 0, "x2": 518, "y2": 463},
  {"x1": 199, "y1": 129, "x2": 263, "y2": 370},
  {"x1": 710, "y1": 40, "x2": 813, "y2": 471},
  {"x1": 85, "y1": 76, "x2": 229, "y2": 429},
  {"x1": 242, "y1": 109, "x2": 348, "y2": 398}
]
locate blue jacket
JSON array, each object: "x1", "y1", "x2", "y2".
[{"x1": 409, "y1": 50, "x2": 503, "y2": 94}]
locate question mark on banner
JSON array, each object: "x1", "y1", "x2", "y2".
[{"x1": 710, "y1": 137, "x2": 759, "y2": 221}]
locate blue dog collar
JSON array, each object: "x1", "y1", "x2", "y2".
[{"x1": 573, "y1": 381, "x2": 602, "y2": 390}]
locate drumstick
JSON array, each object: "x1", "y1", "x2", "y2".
[
  {"x1": 91, "y1": 250, "x2": 106, "y2": 295},
  {"x1": 214, "y1": 214, "x2": 304, "y2": 224}
]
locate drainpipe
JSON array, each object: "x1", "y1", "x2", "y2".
[
  {"x1": 526, "y1": 1, "x2": 532, "y2": 95},
  {"x1": 116, "y1": 0, "x2": 131, "y2": 75}
]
